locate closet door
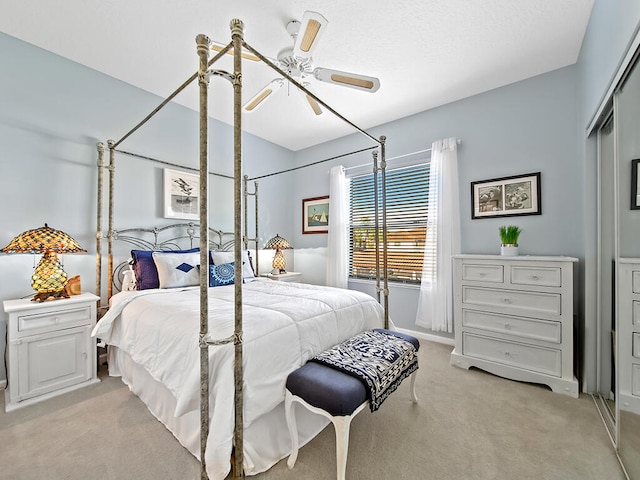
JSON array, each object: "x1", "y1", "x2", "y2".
[
  {"x1": 616, "y1": 55, "x2": 640, "y2": 479},
  {"x1": 595, "y1": 111, "x2": 616, "y2": 439}
]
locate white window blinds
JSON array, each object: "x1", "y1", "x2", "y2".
[{"x1": 348, "y1": 163, "x2": 430, "y2": 284}]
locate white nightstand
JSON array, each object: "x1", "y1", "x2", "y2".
[
  {"x1": 3, "y1": 292, "x2": 100, "y2": 412},
  {"x1": 262, "y1": 272, "x2": 302, "y2": 282}
]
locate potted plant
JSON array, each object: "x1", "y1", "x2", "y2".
[{"x1": 499, "y1": 225, "x2": 522, "y2": 256}]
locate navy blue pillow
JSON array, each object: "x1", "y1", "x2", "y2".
[
  {"x1": 131, "y1": 248, "x2": 199, "y2": 290},
  {"x1": 209, "y1": 262, "x2": 235, "y2": 287}
]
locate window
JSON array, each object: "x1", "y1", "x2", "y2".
[{"x1": 348, "y1": 163, "x2": 429, "y2": 284}]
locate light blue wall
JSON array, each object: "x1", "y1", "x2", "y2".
[
  {"x1": 0, "y1": 32, "x2": 296, "y2": 384},
  {"x1": 292, "y1": 65, "x2": 581, "y2": 342}
]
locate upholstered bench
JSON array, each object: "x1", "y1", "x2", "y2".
[{"x1": 284, "y1": 329, "x2": 419, "y2": 480}]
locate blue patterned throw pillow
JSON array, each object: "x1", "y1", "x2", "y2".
[{"x1": 209, "y1": 262, "x2": 235, "y2": 287}]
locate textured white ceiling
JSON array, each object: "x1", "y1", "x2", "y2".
[{"x1": 0, "y1": 0, "x2": 594, "y2": 151}]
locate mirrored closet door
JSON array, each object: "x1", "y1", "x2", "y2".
[
  {"x1": 616, "y1": 53, "x2": 640, "y2": 479},
  {"x1": 595, "y1": 110, "x2": 616, "y2": 441},
  {"x1": 595, "y1": 40, "x2": 640, "y2": 478}
]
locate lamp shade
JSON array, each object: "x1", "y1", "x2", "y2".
[
  {"x1": 2, "y1": 224, "x2": 86, "y2": 302},
  {"x1": 264, "y1": 234, "x2": 293, "y2": 251},
  {"x1": 264, "y1": 234, "x2": 292, "y2": 274},
  {"x1": 2, "y1": 224, "x2": 86, "y2": 254}
]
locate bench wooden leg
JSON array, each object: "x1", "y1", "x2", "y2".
[
  {"x1": 410, "y1": 370, "x2": 418, "y2": 403},
  {"x1": 285, "y1": 389, "x2": 368, "y2": 479},
  {"x1": 285, "y1": 390, "x2": 300, "y2": 469}
]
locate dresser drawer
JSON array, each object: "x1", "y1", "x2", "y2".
[
  {"x1": 462, "y1": 332, "x2": 562, "y2": 377},
  {"x1": 18, "y1": 305, "x2": 92, "y2": 333},
  {"x1": 510, "y1": 265, "x2": 561, "y2": 287},
  {"x1": 461, "y1": 286, "x2": 562, "y2": 316},
  {"x1": 633, "y1": 364, "x2": 640, "y2": 397},
  {"x1": 462, "y1": 309, "x2": 561, "y2": 343},
  {"x1": 633, "y1": 271, "x2": 640, "y2": 294},
  {"x1": 461, "y1": 264, "x2": 504, "y2": 283},
  {"x1": 634, "y1": 301, "x2": 640, "y2": 325},
  {"x1": 634, "y1": 333, "x2": 640, "y2": 359}
]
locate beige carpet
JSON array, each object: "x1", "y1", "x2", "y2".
[{"x1": 0, "y1": 341, "x2": 626, "y2": 480}]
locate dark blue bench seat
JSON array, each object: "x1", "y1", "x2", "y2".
[{"x1": 284, "y1": 329, "x2": 419, "y2": 480}]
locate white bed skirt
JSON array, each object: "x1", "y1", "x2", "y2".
[{"x1": 108, "y1": 346, "x2": 330, "y2": 478}]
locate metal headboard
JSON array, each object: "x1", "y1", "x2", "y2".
[{"x1": 109, "y1": 222, "x2": 235, "y2": 293}]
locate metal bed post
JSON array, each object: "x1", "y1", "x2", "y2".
[
  {"x1": 372, "y1": 151, "x2": 380, "y2": 304},
  {"x1": 379, "y1": 136, "x2": 389, "y2": 329},
  {"x1": 195, "y1": 33, "x2": 211, "y2": 480},
  {"x1": 107, "y1": 139, "x2": 116, "y2": 301},
  {"x1": 96, "y1": 142, "x2": 104, "y2": 309},
  {"x1": 243, "y1": 176, "x2": 260, "y2": 275},
  {"x1": 231, "y1": 18, "x2": 245, "y2": 480}
]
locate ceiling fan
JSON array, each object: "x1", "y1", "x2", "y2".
[{"x1": 219, "y1": 11, "x2": 381, "y2": 116}]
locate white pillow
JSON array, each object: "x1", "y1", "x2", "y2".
[
  {"x1": 211, "y1": 250, "x2": 255, "y2": 281},
  {"x1": 152, "y1": 251, "x2": 201, "y2": 288}
]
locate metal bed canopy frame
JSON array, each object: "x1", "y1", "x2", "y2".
[{"x1": 94, "y1": 18, "x2": 389, "y2": 480}]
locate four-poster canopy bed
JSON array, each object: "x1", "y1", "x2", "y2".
[{"x1": 92, "y1": 19, "x2": 392, "y2": 480}]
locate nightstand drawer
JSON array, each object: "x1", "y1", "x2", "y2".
[
  {"x1": 18, "y1": 305, "x2": 92, "y2": 333},
  {"x1": 462, "y1": 332, "x2": 562, "y2": 377},
  {"x1": 461, "y1": 264, "x2": 504, "y2": 283},
  {"x1": 461, "y1": 286, "x2": 562, "y2": 316},
  {"x1": 462, "y1": 309, "x2": 561, "y2": 343},
  {"x1": 510, "y1": 266, "x2": 562, "y2": 287}
]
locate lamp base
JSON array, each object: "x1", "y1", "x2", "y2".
[{"x1": 31, "y1": 291, "x2": 70, "y2": 303}]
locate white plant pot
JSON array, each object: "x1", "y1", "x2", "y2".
[{"x1": 501, "y1": 244, "x2": 519, "y2": 256}]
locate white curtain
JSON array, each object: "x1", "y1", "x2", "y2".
[
  {"x1": 326, "y1": 165, "x2": 348, "y2": 288},
  {"x1": 416, "y1": 138, "x2": 460, "y2": 332}
]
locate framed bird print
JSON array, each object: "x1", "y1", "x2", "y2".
[{"x1": 164, "y1": 168, "x2": 199, "y2": 220}]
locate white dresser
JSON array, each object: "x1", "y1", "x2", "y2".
[
  {"x1": 3, "y1": 292, "x2": 100, "y2": 411},
  {"x1": 618, "y1": 258, "x2": 640, "y2": 414},
  {"x1": 450, "y1": 255, "x2": 579, "y2": 397}
]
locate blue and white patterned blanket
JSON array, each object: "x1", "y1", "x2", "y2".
[{"x1": 310, "y1": 330, "x2": 418, "y2": 412}]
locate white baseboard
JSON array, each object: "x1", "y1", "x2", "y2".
[
  {"x1": 0, "y1": 379, "x2": 6, "y2": 390},
  {"x1": 395, "y1": 327, "x2": 455, "y2": 346}
]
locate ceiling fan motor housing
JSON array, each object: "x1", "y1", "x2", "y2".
[{"x1": 277, "y1": 46, "x2": 313, "y2": 78}]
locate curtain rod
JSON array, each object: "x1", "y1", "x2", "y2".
[{"x1": 343, "y1": 138, "x2": 462, "y2": 172}]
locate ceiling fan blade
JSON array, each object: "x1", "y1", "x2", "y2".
[
  {"x1": 210, "y1": 41, "x2": 261, "y2": 62},
  {"x1": 243, "y1": 79, "x2": 284, "y2": 112},
  {"x1": 305, "y1": 94, "x2": 323, "y2": 115},
  {"x1": 313, "y1": 67, "x2": 380, "y2": 93},
  {"x1": 292, "y1": 11, "x2": 328, "y2": 59}
]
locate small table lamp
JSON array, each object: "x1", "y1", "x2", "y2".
[
  {"x1": 2, "y1": 223, "x2": 87, "y2": 302},
  {"x1": 264, "y1": 234, "x2": 292, "y2": 274}
]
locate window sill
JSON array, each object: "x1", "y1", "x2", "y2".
[{"x1": 348, "y1": 278, "x2": 421, "y2": 291}]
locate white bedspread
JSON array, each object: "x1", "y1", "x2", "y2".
[{"x1": 92, "y1": 278, "x2": 386, "y2": 479}]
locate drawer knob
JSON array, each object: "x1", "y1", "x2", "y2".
[
  {"x1": 54, "y1": 316, "x2": 60, "y2": 324},
  {"x1": 479, "y1": 273, "x2": 486, "y2": 277},
  {"x1": 531, "y1": 275, "x2": 540, "y2": 280},
  {"x1": 504, "y1": 323, "x2": 511, "y2": 330},
  {"x1": 503, "y1": 298, "x2": 512, "y2": 304}
]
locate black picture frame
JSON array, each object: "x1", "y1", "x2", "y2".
[
  {"x1": 632, "y1": 159, "x2": 640, "y2": 210},
  {"x1": 471, "y1": 172, "x2": 541, "y2": 219}
]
